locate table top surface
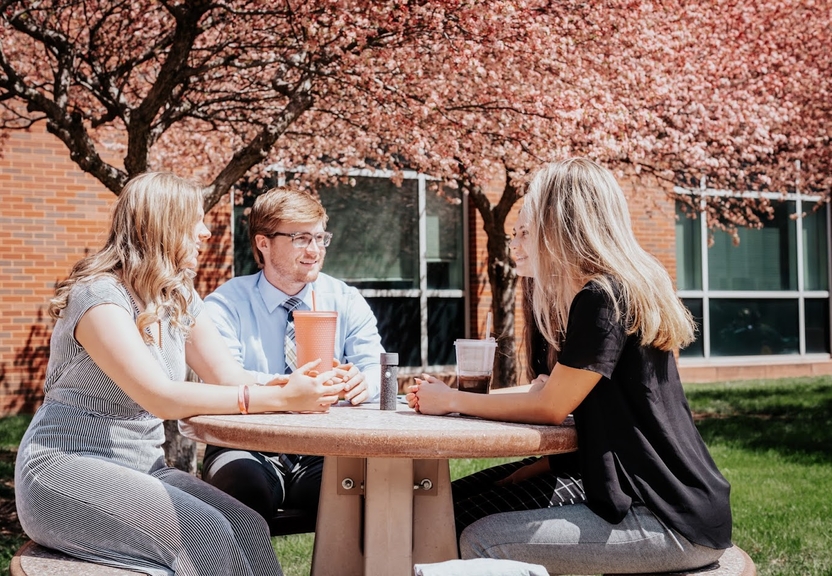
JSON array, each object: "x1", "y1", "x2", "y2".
[{"x1": 179, "y1": 402, "x2": 577, "y2": 459}]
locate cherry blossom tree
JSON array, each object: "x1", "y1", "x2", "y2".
[
  {"x1": 2, "y1": 0, "x2": 829, "y2": 392},
  {"x1": 268, "y1": 0, "x2": 681, "y2": 385},
  {"x1": 620, "y1": 0, "x2": 832, "y2": 231},
  {"x1": 0, "y1": 0, "x2": 501, "y2": 207},
  {"x1": 363, "y1": 0, "x2": 832, "y2": 384},
  {"x1": 0, "y1": 0, "x2": 650, "y2": 386}
]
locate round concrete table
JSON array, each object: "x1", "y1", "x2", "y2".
[{"x1": 180, "y1": 403, "x2": 577, "y2": 576}]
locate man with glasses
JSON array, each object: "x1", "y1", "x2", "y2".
[{"x1": 201, "y1": 187, "x2": 385, "y2": 529}]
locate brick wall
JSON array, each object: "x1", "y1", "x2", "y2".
[
  {"x1": 0, "y1": 127, "x2": 113, "y2": 413},
  {"x1": 3, "y1": 127, "x2": 825, "y2": 414},
  {"x1": 621, "y1": 172, "x2": 677, "y2": 282},
  {"x1": 467, "y1": 173, "x2": 503, "y2": 341},
  {"x1": 0, "y1": 125, "x2": 233, "y2": 415}
]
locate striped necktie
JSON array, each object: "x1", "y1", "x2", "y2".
[{"x1": 281, "y1": 297, "x2": 303, "y2": 373}]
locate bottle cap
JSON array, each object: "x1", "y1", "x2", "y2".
[{"x1": 380, "y1": 352, "x2": 399, "y2": 365}]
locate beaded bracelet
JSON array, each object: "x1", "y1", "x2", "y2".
[{"x1": 237, "y1": 384, "x2": 250, "y2": 415}]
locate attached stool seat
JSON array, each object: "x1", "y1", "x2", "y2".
[
  {"x1": 605, "y1": 545, "x2": 756, "y2": 576},
  {"x1": 10, "y1": 541, "x2": 146, "y2": 576}
]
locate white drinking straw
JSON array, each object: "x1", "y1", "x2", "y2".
[
  {"x1": 485, "y1": 311, "x2": 492, "y2": 340},
  {"x1": 311, "y1": 290, "x2": 316, "y2": 311}
]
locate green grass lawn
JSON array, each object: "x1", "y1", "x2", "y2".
[
  {"x1": 4, "y1": 376, "x2": 832, "y2": 575},
  {"x1": 685, "y1": 377, "x2": 832, "y2": 576},
  {"x1": 0, "y1": 414, "x2": 31, "y2": 573}
]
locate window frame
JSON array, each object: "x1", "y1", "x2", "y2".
[{"x1": 676, "y1": 184, "x2": 832, "y2": 361}]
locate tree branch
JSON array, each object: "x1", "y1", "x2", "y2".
[{"x1": 203, "y1": 88, "x2": 314, "y2": 210}]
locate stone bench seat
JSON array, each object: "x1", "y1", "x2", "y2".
[
  {"x1": 605, "y1": 544, "x2": 756, "y2": 575},
  {"x1": 8, "y1": 509, "x2": 317, "y2": 576},
  {"x1": 11, "y1": 540, "x2": 755, "y2": 576},
  {"x1": 9, "y1": 541, "x2": 146, "y2": 575}
]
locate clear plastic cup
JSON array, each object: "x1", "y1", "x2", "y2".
[{"x1": 454, "y1": 338, "x2": 497, "y2": 394}]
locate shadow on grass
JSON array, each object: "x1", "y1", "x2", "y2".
[{"x1": 687, "y1": 379, "x2": 832, "y2": 465}]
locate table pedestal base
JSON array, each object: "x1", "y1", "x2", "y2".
[{"x1": 311, "y1": 456, "x2": 458, "y2": 576}]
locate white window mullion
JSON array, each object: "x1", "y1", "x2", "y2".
[
  {"x1": 462, "y1": 184, "x2": 471, "y2": 341},
  {"x1": 796, "y1": 194, "x2": 806, "y2": 355},
  {"x1": 827, "y1": 201, "x2": 832, "y2": 355},
  {"x1": 417, "y1": 174, "x2": 429, "y2": 370},
  {"x1": 229, "y1": 187, "x2": 237, "y2": 278},
  {"x1": 699, "y1": 184, "x2": 711, "y2": 359}
]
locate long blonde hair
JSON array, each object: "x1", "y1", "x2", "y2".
[
  {"x1": 521, "y1": 277, "x2": 557, "y2": 381},
  {"x1": 524, "y1": 158, "x2": 695, "y2": 352},
  {"x1": 49, "y1": 172, "x2": 204, "y2": 341}
]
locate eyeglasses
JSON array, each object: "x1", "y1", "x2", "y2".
[{"x1": 267, "y1": 231, "x2": 333, "y2": 248}]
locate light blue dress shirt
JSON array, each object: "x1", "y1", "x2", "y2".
[{"x1": 204, "y1": 270, "x2": 383, "y2": 401}]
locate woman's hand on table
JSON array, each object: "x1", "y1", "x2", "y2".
[
  {"x1": 264, "y1": 360, "x2": 344, "y2": 412},
  {"x1": 407, "y1": 374, "x2": 455, "y2": 415},
  {"x1": 263, "y1": 374, "x2": 290, "y2": 386},
  {"x1": 405, "y1": 383, "x2": 419, "y2": 410}
]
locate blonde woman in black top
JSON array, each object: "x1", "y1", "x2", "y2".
[
  {"x1": 450, "y1": 213, "x2": 585, "y2": 539},
  {"x1": 409, "y1": 158, "x2": 731, "y2": 574}
]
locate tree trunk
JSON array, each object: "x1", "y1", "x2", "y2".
[
  {"x1": 163, "y1": 419, "x2": 197, "y2": 474},
  {"x1": 486, "y1": 232, "x2": 519, "y2": 389},
  {"x1": 465, "y1": 167, "x2": 523, "y2": 389},
  {"x1": 163, "y1": 368, "x2": 199, "y2": 475}
]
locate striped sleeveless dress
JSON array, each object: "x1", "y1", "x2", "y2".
[{"x1": 15, "y1": 276, "x2": 282, "y2": 576}]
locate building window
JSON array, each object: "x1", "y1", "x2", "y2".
[
  {"x1": 233, "y1": 170, "x2": 467, "y2": 371},
  {"x1": 676, "y1": 191, "x2": 831, "y2": 359}
]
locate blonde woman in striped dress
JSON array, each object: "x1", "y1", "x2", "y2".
[{"x1": 15, "y1": 172, "x2": 344, "y2": 576}]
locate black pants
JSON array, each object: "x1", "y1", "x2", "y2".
[{"x1": 202, "y1": 446, "x2": 323, "y2": 523}]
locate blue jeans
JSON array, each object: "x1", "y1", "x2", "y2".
[{"x1": 459, "y1": 503, "x2": 725, "y2": 575}]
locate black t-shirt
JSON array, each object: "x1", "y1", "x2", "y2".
[{"x1": 557, "y1": 281, "x2": 732, "y2": 549}]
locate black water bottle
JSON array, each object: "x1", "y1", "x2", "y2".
[{"x1": 380, "y1": 352, "x2": 399, "y2": 410}]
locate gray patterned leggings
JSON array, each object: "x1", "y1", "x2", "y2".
[
  {"x1": 452, "y1": 454, "x2": 586, "y2": 538},
  {"x1": 459, "y1": 503, "x2": 726, "y2": 574}
]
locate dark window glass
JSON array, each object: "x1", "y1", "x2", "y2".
[
  {"x1": 364, "y1": 297, "x2": 465, "y2": 368},
  {"x1": 680, "y1": 298, "x2": 704, "y2": 358},
  {"x1": 675, "y1": 203, "x2": 702, "y2": 290},
  {"x1": 425, "y1": 186, "x2": 464, "y2": 290},
  {"x1": 708, "y1": 201, "x2": 797, "y2": 291},
  {"x1": 365, "y1": 297, "x2": 421, "y2": 367},
  {"x1": 319, "y1": 177, "x2": 419, "y2": 289},
  {"x1": 805, "y1": 298, "x2": 830, "y2": 354},
  {"x1": 803, "y1": 202, "x2": 829, "y2": 291},
  {"x1": 428, "y1": 297, "x2": 465, "y2": 365},
  {"x1": 709, "y1": 299, "x2": 799, "y2": 356}
]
